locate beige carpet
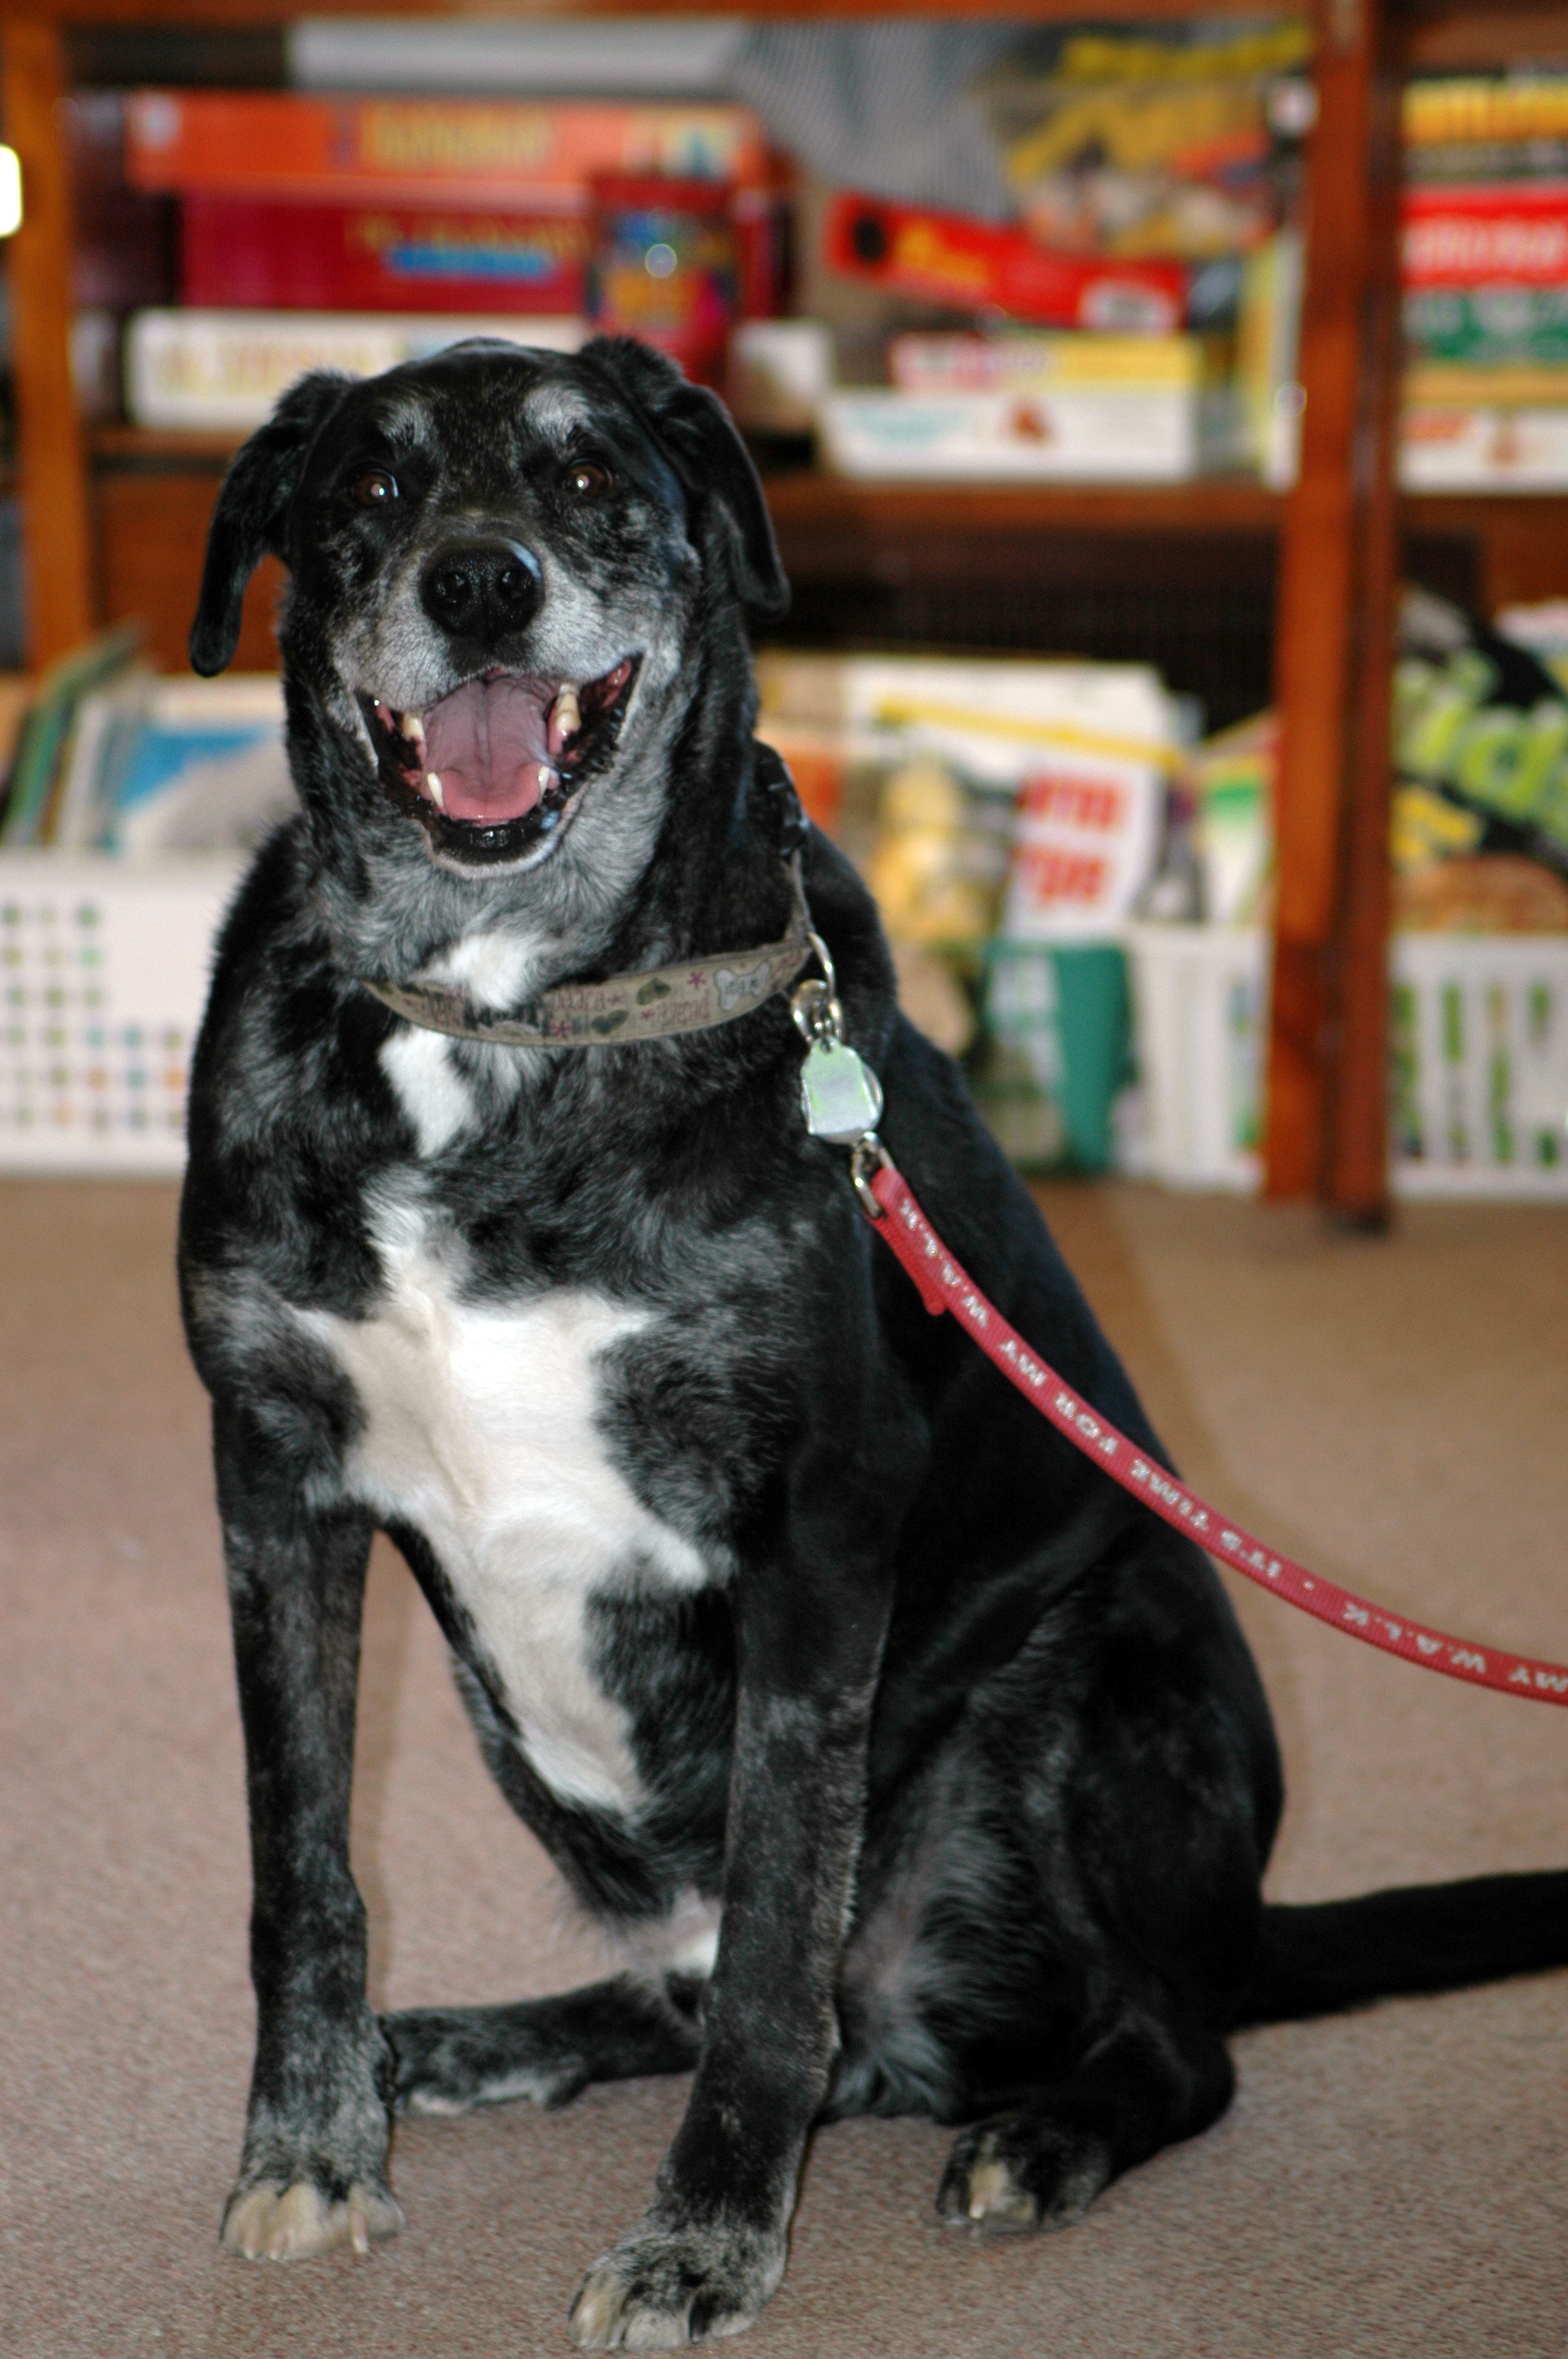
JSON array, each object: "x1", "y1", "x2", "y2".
[{"x1": 2, "y1": 1176, "x2": 1565, "y2": 2358}]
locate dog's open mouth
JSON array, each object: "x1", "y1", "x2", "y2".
[{"x1": 362, "y1": 656, "x2": 639, "y2": 864}]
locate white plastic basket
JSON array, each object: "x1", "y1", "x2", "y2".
[
  {"x1": 1125, "y1": 924, "x2": 1267, "y2": 1191},
  {"x1": 1391, "y1": 934, "x2": 1568, "y2": 1198},
  {"x1": 5, "y1": 864, "x2": 1564, "y2": 1194},
  {"x1": 0, "y1": 852, "x2": 243, "y2": 1173},
  {"x1": 1127, "y1": 923, "x2": 1568, "y2": 1198}
]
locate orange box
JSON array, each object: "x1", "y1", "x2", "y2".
[{"x1": 126, "y1": 91, "x2": 769, "y2": 212}]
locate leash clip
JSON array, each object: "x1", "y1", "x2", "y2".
[
  {"x1": 849, "y1": 1134, "x2": 891, "y2": 1218},
  {"x1": 792, "y1": 929, "x2": 885, "y2": 1154}
]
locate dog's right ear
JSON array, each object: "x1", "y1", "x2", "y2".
[{"x1": 189, "y1": 372, "x2": 350, "y2": 676}]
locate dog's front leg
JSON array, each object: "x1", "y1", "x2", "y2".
[
  {"x1": 212, "y1": 1408, "x2": 400, "y2": 2262},
  {"x1": 570, "y1": 1496, "x2": 893, "y2": 2349}
]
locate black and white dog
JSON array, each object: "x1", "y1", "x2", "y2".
[{"x1": 179, "y1": 336, "x2": 1567, "y2": 2348}]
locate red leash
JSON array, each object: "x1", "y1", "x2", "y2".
[{"x1": 862, "y1": 1155, "x2": 1568, "y2": 1709}]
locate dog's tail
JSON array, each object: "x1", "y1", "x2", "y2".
[{"x1": 1230, "y1": 1870, "x2": 1568, "y2": 2028}]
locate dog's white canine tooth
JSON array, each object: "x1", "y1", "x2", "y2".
[
  {"x1": 553, "y1": 683, "x2": 581, "y2": 738},
  {"x1": 398, "y1": 711, "x2": 425, "y2": 741},
  {"x1": 539, "y1": 765, "x2": 558, "y2": 794},
  {"x1": 426, "y1": 772, "x2": 445, "y2": 809}
]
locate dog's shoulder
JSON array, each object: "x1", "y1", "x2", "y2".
[{"x1": 180, "y1": 820, "x2": 405, "y2": 1315}]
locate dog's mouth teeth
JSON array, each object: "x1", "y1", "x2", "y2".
[{"x1": 364, "y1": 658, "x2": 637, "y2": 860}]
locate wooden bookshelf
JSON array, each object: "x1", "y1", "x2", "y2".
[{"x1": 7, "y1": 0, "x2": 1568, "y2": 1218}]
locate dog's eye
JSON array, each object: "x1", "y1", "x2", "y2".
[
  {"x1": 566, "y1": 460, "x2": 612, "y2": 499},
  {"x1": 351, "y1": 471, "x2": 399, "y2": 507}
]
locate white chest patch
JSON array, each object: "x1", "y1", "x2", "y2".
[{"x1": 300, "y1": 1202, "x2": 707, "y2": 1815}]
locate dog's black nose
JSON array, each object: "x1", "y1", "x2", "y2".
[{"x1": 420, "y1": 540, "x2": 543, "y2": 644}]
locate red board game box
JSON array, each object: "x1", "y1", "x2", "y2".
[
  {"x1": 182, "y1": 195, "x2": 590, "y2": 314},
  {"x1": 823, "y1": 193, "x2": 1186, "y2": 333},
  {"x1": 1403, "y1": 184, "x2": 1568, "y2": 288}
]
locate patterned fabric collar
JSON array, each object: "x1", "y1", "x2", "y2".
[{"x1": 365, "y1": 860, "x2": 813, "y2": 1049}]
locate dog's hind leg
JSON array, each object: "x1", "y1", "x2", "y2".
[
  {"x1": 936, "y1": 2013, "x2": 1234, "y2": 2231},
  {"x1": 384, "y1": 1973, "x2": 702, "y2": 2116},
  {"x1": 841, "y1": 1536, "x2": 1280, "y2": 2237}
]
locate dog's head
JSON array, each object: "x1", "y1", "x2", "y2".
[{"x1": 191, "y1": 337, "x2": 787, "y2": 901}]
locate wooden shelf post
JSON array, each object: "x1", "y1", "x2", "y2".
[
  {"x1": 2, "y1": 16, "x2": 95, "y2": 671},
  {"x1": 1266, "y1": 0, "x2": 1403, "y2": 1217}
]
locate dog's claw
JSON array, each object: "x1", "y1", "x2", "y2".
[
  {"x1": 937, "y1": 2119, "x2": 1109, "y2": 2237},
  {"x1": 221, "y1": 2177, "x2": 403, "y2": 2263},
  {"x1": 568, "y1": 2215, "x2": 785, "y2": 2348}
]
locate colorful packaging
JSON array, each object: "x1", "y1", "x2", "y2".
[
  {"x1": 1405, "y1": 285, "x2": 1568, "y2": 366},
  {"x1": 1405, "y1": 361, "x2": 1568, "y2": 406},
  {"x1": 586, "y1": 176, "x2": 739, "y2": 387},
  {"x1": 1403, "y1": 185, "x2": 1568, "y2": 289},
  {"x1": 754, "y1": 650, "x2": 1174, "y2": 1172},
  {"x1": 126, "y1": 93, "x2": 768, "y2": 208},
  {"x1": 980, "y1": 21, "x2": 1308, "y2": 265},
  {"x1": 816, "y1": 386, "x2": 1236, "y2": 483},
  {"x1": 181, "y1": 196, "x2": 589, "y2": 314},
  {"x1": 1404, "y1": 75, "x2": 1568, "y2": 151},
  {"x1": 754, "y1": 650, "x2": 1177, "y2": 943},
  {"x1": 1185, "y1": 709, "x2": 1276, "y2": 925},
  {"x1": 1392, "y1": 853, "x2": 1568, "y2": 932},
  {"x1": 864, "y1": 757, "x2": 1014, "y2": 954},
  {"x1": 972, "y1": 942, "x2": 1132, "y2": 1171},
  {"x1": 1394, "y1": 590, "x2": 1568, "y2": 885},
  {"x1": 822, "y1": 192, "x2": 1185, "y2": 332},
  {"x1": 1237, "y1": 228, "x2": 1304, "y2": 484},
  {"x1": 124, "y1": 309, "x2": 585, "y2": 431},
  {"x1": 1400, "y1": 405, "x2": 1568, "y2": 491},
  {"x1": 887, "y1": 330, "x2": 1225, "y2": 394}
]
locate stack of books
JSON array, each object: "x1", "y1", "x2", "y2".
[
  {"x1": 122, "y1": 91, "x2": 776, "y2": 429},
  {"x1": 809, "y1": 20, "x2": 1312, "y2": 483},
  {"x1": 0, "y1": 631, "x2": 292, "y2": 855},
  {"x1": 1403, "y1": 76, "x2": 1568, "y2": 490}
]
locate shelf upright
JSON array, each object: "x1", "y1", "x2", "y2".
[
  {"x1": 1265, "y1": 0, "x2": 1403, "y2": 1218},
  {"x1": 2, "y1": 14, "x2": 95, "y2": 670}
]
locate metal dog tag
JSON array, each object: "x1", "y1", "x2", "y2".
[{"x1": 800, "y1": 1038, "x2": 884, "y2": 1144}]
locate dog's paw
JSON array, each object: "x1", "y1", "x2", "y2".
[
  {"x1": 220, "y1": 2177, "x2": 404, "y2": 2262},
  {"x1": 936, "y1": 2116, "x2": 1111, "y2": 2236},
  {"x1": 383, "y1": 2004, "x2": 586, "y2": 2117},
  {"x1": 568, "y1": 2215, "x2": 786, "y2": 2349}
]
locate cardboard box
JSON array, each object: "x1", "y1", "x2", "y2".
[
  {"x1": 816, "y1": 385, "x2": 1240, "y2": 483},
  {"x1": 125, "y1": 308, "x2": 585, "y2": 431},
  {"x1": 1400, "y1": 402, "x2": 1568, "y2": 489}
]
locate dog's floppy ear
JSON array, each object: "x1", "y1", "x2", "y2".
[
  {"x1": 580, "y1": 336, "x2": 789, "y2": 620},
  {"x1": 189, "y1": 371, "x2": 351, "y2": 676}
]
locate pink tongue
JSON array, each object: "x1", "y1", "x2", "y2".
[{"x1": 422, "y1": 675, "x2": 553, "y2": 823}]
